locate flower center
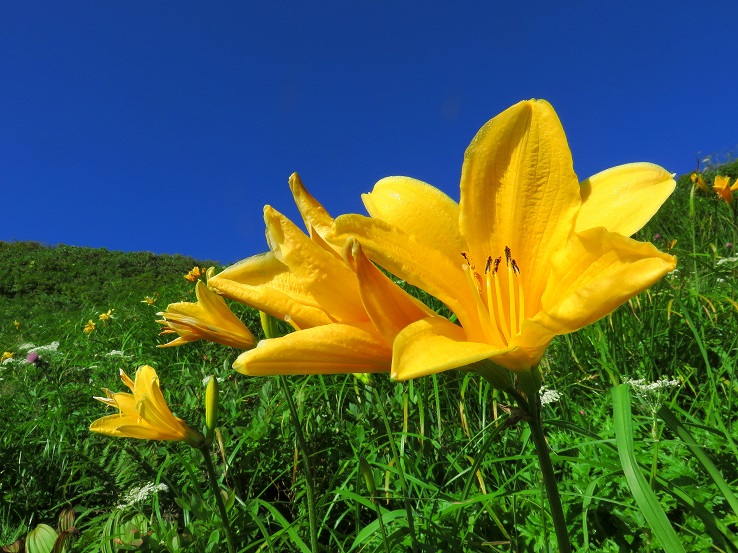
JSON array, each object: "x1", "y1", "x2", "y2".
[{"x1": 461, "y1": 247, "x2": 525, "y2": 346}]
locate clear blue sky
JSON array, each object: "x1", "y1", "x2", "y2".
[{"x1": 2, "y1": 2, "x2": 737, "y2": 265}]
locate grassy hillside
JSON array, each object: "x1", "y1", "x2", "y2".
[{"x1": 1, "y1": 160, "x2": 738, "y2": 552}]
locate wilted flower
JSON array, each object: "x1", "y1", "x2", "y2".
[
  {"x1": 90, "y1": 365, "x2": 204, "y2": 447},
  {"x1": 83, "y1": 320, "x2": 96, "y2": 334}
]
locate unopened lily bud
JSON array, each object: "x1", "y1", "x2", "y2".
[{"x1": 204, "y1": 375, "x2": 219, "y2": 446}]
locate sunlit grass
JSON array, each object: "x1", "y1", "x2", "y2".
[{"x1": 1, "y1": 160, "x2": 738, "y2": 551}]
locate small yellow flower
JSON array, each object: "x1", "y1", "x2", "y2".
[
  {"x1": 184, "y1": 267, "x2": 205, "y2": 282},
  {"x1": 141, "y1": 295, "x2": 158, "y2": 305},
  {"x1": 90, "y1": 365, "x2": 204, "y2": 447},
  {"x1": 1, "y1": 352, "x2": 13, "y2": 362},
  {"x1": 84, "y1": 320, "x2": 96, "y2": 334},
  {"x1": 690, "y1": 173, "x2": 709, "y2": 193},
  {"x1": 13, "y1": 320, "x2": 21, "y2": 329},
  {"x1": 99, "y1": 309, "x2": 114, "y2": 321},
  {"x1": 714, "y1": 175, "x2": 738, "y2": 207},
  {"x1": 157, "y1": 281, "x2": 257, "y2": 349}
]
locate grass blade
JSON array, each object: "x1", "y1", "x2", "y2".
[{"x1": 612, "y1": 384, "x2": 685, "y2": 553}]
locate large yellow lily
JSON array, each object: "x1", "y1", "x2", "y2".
[
  {"x1": 207, "y1": 174, "x2": 432, "y2": 375},
  {"x1": 157, "y1": 280, "x2": 257, "y2": 349},
  {"x1": 331, "y1": 100, "x2": 677, "y2": 381},
  {"x1": 90, "y1": 365, "x2": 203, "y2": 447}
]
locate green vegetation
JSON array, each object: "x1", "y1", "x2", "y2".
[{"x1": 2, "y1": 161, "x2": 738, "y2": 552}]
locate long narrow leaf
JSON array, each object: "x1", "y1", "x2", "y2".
[
  {"x1": 612, "y1": 384, "x2": 685, "y2": 552},
  {"x1": 658, "y1": 404, "x2": 738, "y2": 519}
]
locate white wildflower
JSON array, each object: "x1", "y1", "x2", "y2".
[
  {"x1": 117, "y1": 482, "x2": 169, "y2": 510},
  {"x1": 540, "y1": 386, "x2": 562, "y2": 406},
  {"x1": 30, "y1": 342, "x2": 60, "y2": 354},
  {"x1": 106, "y1": 350, "x2": 128, "y2": 358},
  {"x1": 627, "y1": 377, "x2": 680, "y2": 415},
  {"x1": 716, "y1": 257, "x2": 738, "y2": 266},
  {"x1": 202, "y1": 376, "x2": 225, "y2": 386}
]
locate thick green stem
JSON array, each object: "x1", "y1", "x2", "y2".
[
  {"x1": 525, "y1": 391, "x2": 571, "y2": 553},
  {"x1": 200, "y1": 445, "x2": 236, "y2": 553},
  {"x1": 279, "y1": 376, "x2": 319, "y2": 553}
]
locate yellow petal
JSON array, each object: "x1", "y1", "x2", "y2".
[
  {"x1": 362, "y1": 176, "x2": 466, "y2": 258},
  {"x1": 577, "y1": 163, "x2": 676, "y2": 236},
  {"x1": 265, "y1": 206, "x2": 368, "y2": 323},
  {"x1": 459, "y1": 99, "x2": 581, "y2": 314},
  {"x1": 209, "y1": 251, "x2": 334, "y2": 329},
  {"x1": 538, "y1": 227, "x2": 676, "y2": 333},
  {"x1": 158, "y1": 281, "x2": 256, "y2": 349},
  {"x1": 392, "y1": 317, "x2": 511, "y2": 380},
  {"x1": 289, "y1": 173, "x2": 336, "y2": 245},
  {"x1": 331, "y1": 214, "x2": 482, "y2": 336},
  {"x1": 343, "y1": 238, "x2": 435, "y2": 344},
  {"x1": 233, "y1": 323, "x2": 391, "y2": 375}
]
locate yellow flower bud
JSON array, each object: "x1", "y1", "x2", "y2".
[{"x1": 204, "y1": 375, "x2": 219, "y2": 446}]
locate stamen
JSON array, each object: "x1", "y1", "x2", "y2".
[
  {"x1": 492, "y1": 264, "x2": 510, "y2": 341},
  {"x1": 507, "y1": 256, "x2": 517, "y2": 335},
  {"x1": 462, "y1": 263, "x2": 496, "y2": 343}
]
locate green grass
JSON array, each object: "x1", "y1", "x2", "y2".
[{"x1": 1, "y1": 161, "x2": 738, "y2": 552}]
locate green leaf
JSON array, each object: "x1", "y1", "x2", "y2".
[{"x1": 612, "y1": 383, "x2": 685, "y2": 553}]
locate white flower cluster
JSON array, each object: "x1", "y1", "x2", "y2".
[
  {"x1": 29, "y1": 341, "x2": 61, "y2": 354},
  {"x1": 540, "y1": 386, "x2": 562, "y2": 406},
  {"x1": 626, "y1": 378, "x2": 680, "y2": 394},
  {"x1": 716, "y1": 257, "x2": 738, "y2": 266},
  {"x1": 117, "y1": 482, "x2": 169, "y2": 510},
  {"x1": 105, "y1": 350, "x2": 129, "y2": 358}
]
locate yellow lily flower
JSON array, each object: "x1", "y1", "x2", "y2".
[
  {"x1": 99, "y1": 309, "x2": 114, "y2": 321},
  {"x1": 184, "y1": 266, "x2": 205, "y2": 282},
  {"x1": 714, "y1": 175, "x2": 738, "y2": 207},
  {"x1": 331, "y1": 99, "x2": 677, "y2": 381},
  {"x1": 83, "y1": 320, "x2": 96, "y2": 334},
  {"x1": 157, "y1": 280, "x2": 257, "y2": 349},
  {"x1": 207, "y1": 174, "x2": 433, "y2": 375},
  {"x1": 691, "y1": 172, "x2": 709, "y2": 193},
  {"x1": 90, "y1": 365, "x2": 203, "y2": 447}
]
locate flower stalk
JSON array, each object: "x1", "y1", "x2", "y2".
[
  {"x1": 199, "y1": 443, "x2": 236, "y2": 553},
  {"x1": 523, "y1": 385, "x2": 572, "y2": 553}
]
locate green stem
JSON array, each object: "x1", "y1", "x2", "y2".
[
  {"x1": 524, "y1": 390, "x2": 571, "y2": 553},
  {"x1": 373, "y1": 384, "x2": 419, "y2": 553},
  {"x1": 279, "y1": 376, "x2": 319, "y2": 553},
  {"x1": 200, "y1": 445, "x2": 236, "y2": 553}
]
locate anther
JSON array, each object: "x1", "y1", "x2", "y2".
[
  {"x1": 511, "y1": 259, "x2": 520, "y2": 276},
  {"x1": 504, "y1": 246, "x2": 512, "y2": 265}
]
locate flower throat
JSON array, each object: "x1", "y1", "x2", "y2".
[{"x1": 461, "y1": 246, "x2": 525, "y2": 346}]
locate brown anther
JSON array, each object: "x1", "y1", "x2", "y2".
[
  {"x1": 504, "y1": 246, "x2": 512, "y2": 266},
  {"x1": 492, "y1": 257, "x2": 502, "y2": 275},
  {"x1": 484, "y1": 256, "x2": 493, "y2": 273},
  {"x1": 461, "y1": 251, "x2": 475, "y2": 270},
  {"x1": 511, "y1": 259, "x2": 521, "y2": 276}
]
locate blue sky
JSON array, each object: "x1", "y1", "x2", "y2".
[{"x1": 2, "y1": 2, "x2": 737, "y2": 265}]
